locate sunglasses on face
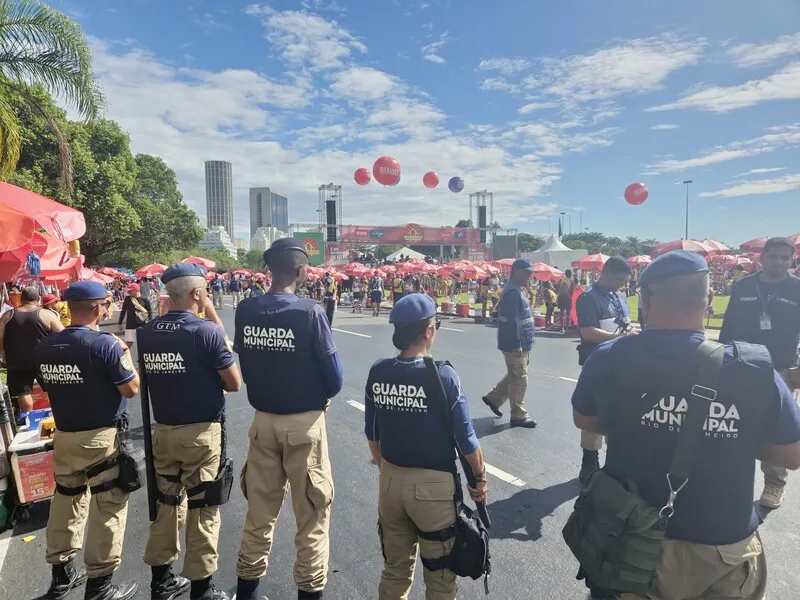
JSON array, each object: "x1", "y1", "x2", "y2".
[{"x1": 435, "y1": 318, "x2": 441, "y2": 330}]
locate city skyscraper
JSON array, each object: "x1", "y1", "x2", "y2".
[
  {"x1": 205, "y1": 161, "x2": 234, "y2": 238},
  {"x1": 249, "y1": 187, "x2": 289, "y2": 237}
]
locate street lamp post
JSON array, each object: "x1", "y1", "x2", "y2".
[
  {"x1": 682, "y1": 180, "x2": 693, "y2": 239},
  {"x1": 559, "y1": 211, "x2": 566, "y2": 239}
]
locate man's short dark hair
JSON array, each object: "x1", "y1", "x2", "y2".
[
  {"x1": 564, "y1": 269, "x2": 572, "y2": 277},
  {"x1": 269, "y1": 249, "x2": 308, "y2": 277},
  {"x1": 603, "y1": 256, "x2": 632, "y2": 275},
  {"x1": 21, "y1": 286, "x2": 40, "y2": 303},
  {"x1": 762, "y1": 237, "x2": 796, "y2": 256}
]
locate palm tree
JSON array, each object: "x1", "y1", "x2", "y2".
[{"x1": 0, "y1": 0, "x2": 105, "y2": 193}]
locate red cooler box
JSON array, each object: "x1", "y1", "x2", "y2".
[
  {"x1": 441, "y1": 302, "x2": 454, "y2": 314},
  {"x1": 534, "y1": 315, "x2": 546, "y2": 328},
  {"x1": 456, "y1": 303, "x2": 471, "y2": 317},
  {"x1": 9, "y1": 429, "x2": 56, "y2": 504},
  {"x1": 30, "y1": 382, "x2": 51, "y2": 410}
]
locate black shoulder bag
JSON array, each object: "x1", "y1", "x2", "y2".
[
  {"x1": 562, "y1": 339, "x2": 725, "y2": 596},
  {"x1": 421, "y1": 356, "x2": 492, "y2": 594}
]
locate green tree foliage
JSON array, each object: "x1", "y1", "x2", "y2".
[
  {"x1": 517, "y1": 233, "x2": 545, "y2": 252},
  {"x1": 561, "y1": 232, "x2": 663, "y2": 257},
  {"x1": 243, "y1": 249, "x2": 264, "y2": 271},
  {"x1": 8, "y1": 85, "x2": 201, "y2": 265},
  {"x1": 0, "y1": 0, "x2": 105, "y2": 189},
  {"x1": 455, "y1": 219, "x2": 472, "y2": 228}
]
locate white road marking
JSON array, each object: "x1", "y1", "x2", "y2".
[
  {"x1": 345, "y1": 399, "x2": 526, "y2": 487},
  {"x1": 440, "y1": 327, "x2": 466, "y2": 332},
  {"x1": 332, "y1": 328, "x2": 372, "y2": 339},
  {"x1": 484, "y1": 463, "x2": 526, "y2": 487},
  {"x1": 0, "y1": 535, "x2": 10, "y2": 576},
  {"x1": 559, "y1": 376, "x2": 578, "y2": 383},
  {"x1": 347, "y1": 399, "x2": 365, "y2": 412}
]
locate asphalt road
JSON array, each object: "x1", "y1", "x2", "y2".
[{"x1": 1, "y1": 301, "x2": 799, "y2": 599}]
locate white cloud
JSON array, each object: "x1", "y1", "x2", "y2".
[
  {"x1": 735, "y1": 167, "x2": 786, "y2": 177},
  {"x1": 513, "y1": 121, "x2": 622, "y2": 157},
  {"x1": 650, "y1": 123, "x2": 679, "y2": 130},
  {"x1": 245, "y1": 4, "x2": 367, "y2": 71},
  {"x1": 480, "y1": 77, "x2": 519, "y2": 93},
  {"x1": 698, "y1": 173, "x2": 800, "y2": 198},
  {"x1": 727, "y1": 32, "x2": 800, "y2": 68},
  {"x1": 643, "y1": 123, "x2": 800, "y2": 174},
  {"x1": 477, "y1": 57, "x2": 531, "y2": 76},
  {"x1": 646, "y1": 63, "x2": 800, "y2": 113},
  {"x1": 541, "y1": 35, "x2": 705, "y2": 102},
  {"x1": 330, "y1": 66, "x2": 399, "y2": 100},
  {"x1": 518, "y1": 102, "x2": 558, "y2": 114},
  {"x1": 421, "y1": 31, "x2": 451, "y2": 64}
]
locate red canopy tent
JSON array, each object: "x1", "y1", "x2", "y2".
[
  {"x1": 183, "y1": 256, "x2": 216, "y2": 270},
  {"x1": 572, "y1": 253, "x2": 609, "y2": 271},
  {"x1": 0, "y1": 182, "x2": 85, "y2": 242}
]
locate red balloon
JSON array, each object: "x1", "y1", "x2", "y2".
[
  {"x1": 423, "y1": 171, "x2": 439, "y2": 189},
  {"x1": 372, "y1": 156, "x2": 401, "y2": 186},
  {"x1": 624, "y1": 182, "x2": 649, "y2": 205},
  {"x1": 354, "y1": 168, "x2": 371, "y2": 186}
]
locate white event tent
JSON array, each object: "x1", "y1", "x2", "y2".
[{"x1": 521, "y1": 234, "x2": 588, "y2": 270}]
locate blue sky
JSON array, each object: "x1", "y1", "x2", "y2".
[{"x1": 55, "y1": 0, "x2": 800, "y2": 247}]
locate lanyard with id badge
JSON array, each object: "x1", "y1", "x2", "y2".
[{"x1": 757, "y1": 284, "x2": 777, "y2": 331}]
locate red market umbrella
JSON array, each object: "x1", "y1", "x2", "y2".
[
  {"x1": 572, "y1": 253, "x2": 610, "y2": 270},
  {"x1": 183, "y1": 256, "x2": 216, "y2": 270},
  {"x1": 651, "y1": 240, "x2": 714, "y2": 257},
  {"x1": 231, "y1": 268, "x2": 253, "y2": 276},
  {"x1": 0, "y1": 182, "x2": 85, "y2": 241},
  {"x1": 0, "y1": 202, "x2": 35, "y2": 252},
  {"x1": 702, "y1": 240, "x2": 730, "y2": 254},
  {"x1": 786, "y1": 233, "x2": 800, "y2": 249},
  {"x1": 136, "y1": 263, "x2": 167, "y2": 278},
  {"x1": 627, "y1": 255, "x2": 653, "y2": 268},
  {"x1": 740, "y1": 237, "x2": 768, "y2": 252},
  {"x1": 492, "y1": 258, "x2": 516, "y2": 267},
  {"x1": 0, "y1": 231, "x2": 75, "y2": 281},
  {"x1": 723, "y1": 256, "x2": 753, "y2": 267},
  {"x1": 342, "y1": 262, "x2": 366, "y2": 274},
  {"x1": 531, "y1": 263, "x2": 564, "y2": 281},
  {"x1": 97, "y1": 266, "x2": 123, "y2": 278},
  {"x1": 80, "y1": 268, "x2": 114, "y2": 284}
]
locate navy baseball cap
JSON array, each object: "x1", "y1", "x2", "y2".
[
  {"x1": 639, "y1": 251, "x2": 708, "y2": 287},
  {"x1": 390, "y1": 294, "x2": 437, "y2": 326},
  {"x1": 162, "y1": 262, "x2": 207, "y2": 284},
  {"x1": 512, "y1": 258, "x2": 534, "y2": 272},
  {"x1": 64, "y1": 281, "x2": 108, "y2": 301},
  {"x1": 263, "y1": 237, "x2": 309, "y2": 266}
]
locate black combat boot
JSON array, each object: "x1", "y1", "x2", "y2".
[
  {"x1": 84, "y1": 574, "x2": 138, "y2": 600},
  {"x1": 151, "y1": 564, "x2": 191, "y2": 600},
  {"x1": 298, "y1": 590, "x2": 323, "y2": 599},
  {"x1": 47, "y1": 561, "x2": 87, "y2": 599},
  {"x1": 579, "y1": 450, "x2": 600, "y2": 484},
  {"x1": 232, "y1": 578, "x2": 260, "y2": 600},
  {"x1": 191, "y1": 576, "x2": 229, "y2": 600}
]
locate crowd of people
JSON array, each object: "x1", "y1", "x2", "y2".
[{"x1": 0, "y1": 235, "x2": 798, "y2": 600}]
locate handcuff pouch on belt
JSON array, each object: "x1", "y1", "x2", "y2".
[{"x1": 156, "y1": 418, "x2": 234, "y2": 510}]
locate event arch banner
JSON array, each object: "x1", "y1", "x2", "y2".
[
  {"x1": 292, "y1": 232, "x2": 325, "y2": 266},
  {"x1": 339, "y1": 223, "x2": 480, "y2": 245}
]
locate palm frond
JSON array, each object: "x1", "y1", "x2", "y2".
[
  {"x1": 0, "y1": 93, "x2": 21, "y2": 179},
  {"x1": 0, "y1": 0, "x2": 105, "y2": 120}
]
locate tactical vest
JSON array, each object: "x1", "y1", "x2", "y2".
[
  {"x1": 37, "y1": 328, "x2": 127, "y2": 432},
  {"x1": 138, "y1": 312, "x2": 226, "y2": 425},
  {"x1": 368, "y1": 358, "x2": 458, "y2": 472},
  {"x1": 237, "y1": 298, "x2": 328, "y2": 414}
]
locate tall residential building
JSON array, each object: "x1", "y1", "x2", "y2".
[
  {"x1": 205, "y1": 161, "x2": 234, "y2": 238},
  {"x1": 233, "y1": 237, "x2": 247, "y2": 251},
  {"x1": 250, "y1": 226, "x2": 286, "y2": 252},
  {"x1": 199, "y1": 226, "x2": 237, "y2": 258},
  {"x1": 249, "y1": 187, "x2": 289, "y2": 238}
]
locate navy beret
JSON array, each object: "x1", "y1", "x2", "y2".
[
  {"x1": 263, "y1": 237, "x2": 309, "y2": 265},
  {"x1": 512, "y1": 258, "x2": 534, "y2": 272},
  {"x1": 390, "y1": 294, "x2": 437, "y2": 326},
  {"x1": 64, "y1": 281, "x2": 108, "y2": 301},
  {"x1": 162, "y1": 262, "x2": 207, "y2": 283},
  {"x1": 639, "y1": 250, "x2": 709, "y2": 287}
]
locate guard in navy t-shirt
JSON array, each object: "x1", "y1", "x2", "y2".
[
  {"x1": 574, "y1": 256, "x2": 635, "y2": 484},
  {"x1": 720, "y1": 236, "x2": 800, "y2": 510},
  {"x1": 233, "y1": 238, "x2": 343, "y2": 600},
  {"x1": 365, "y1": 294, "x2": 486, "y2": 600},
  {"x1": 572, "y1": 251, "x2": 800, "y2": 599},
  {"x1": 137, "y1": 262, "x2": 241, "y2": 600},
  {"x1": 35, "y1": 281, "x2": 141, "y2": 600}
]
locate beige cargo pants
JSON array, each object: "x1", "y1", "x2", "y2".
[
  {"x1": 236, "y1": 409, "x2": 333, "y2": 593},
  {"x1": 761, "y1": 370, "x2": 799, "y2": 487},
  {"x1": 377, "y1": 460, "x2": 457, "y2": 600},
  {"x1": 620, "y1": 532, "x2": 766, "y2": 600},
  {"x1": 144, "y1": 422, "x2": 222, "y2": 580},
  {"x1": 485, "y1": 350, "x2": 530, "y2": 421},
  {"x1": 46, "y1": 427, "x2": 129, "y2": 578}
]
